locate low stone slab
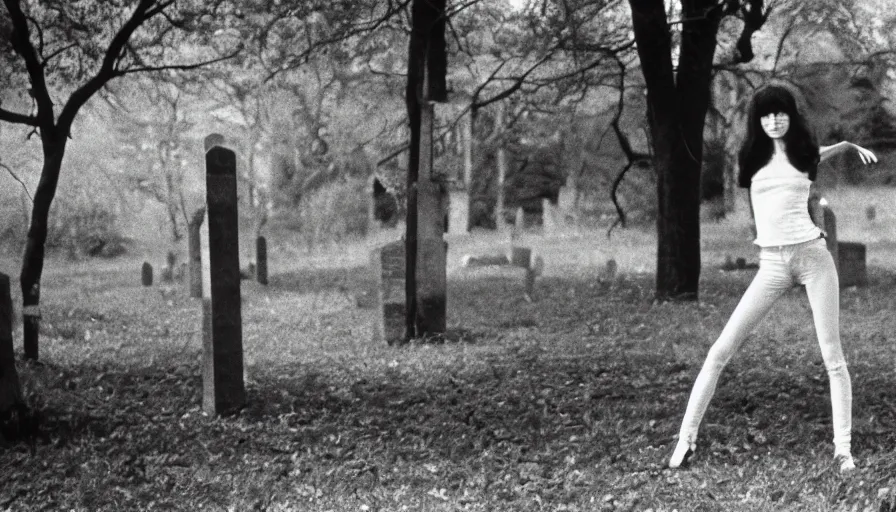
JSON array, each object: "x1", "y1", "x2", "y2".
[{"x1": 460, "y1": 246, "x2": 544, "y2": 299}]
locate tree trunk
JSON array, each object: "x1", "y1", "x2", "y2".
[
  {"x1": 0, "y1": 273, "x2": 23, "y2": 415},
  {"x1": 20, "y1": 134, "x2": 67, "y2": 360},
  {"x1": 463, "y1": 109, "x2": 473, "y2": 188},
  {"x1": 165, "y1": 172, "x2": 182, "y2": 243},
  {"x1": 496, "y1": 147, "x2": 507, "y2": 229},
  {"x1": 630, "y1": 0, "x2": 721, "y2": 301}
]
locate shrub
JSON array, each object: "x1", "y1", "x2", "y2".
[
  {"x1": 47, "y1": 197, "x2": 129, "y2": 259},
  {"x1": 297, "y1": 177, "x2": 369, "y2": 248}
]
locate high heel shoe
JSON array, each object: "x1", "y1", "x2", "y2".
[{"x1": 669, "y1": 439, "x2": 696, "y2": 469}]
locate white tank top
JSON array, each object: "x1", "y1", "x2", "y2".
[{"x1": 749, "y1": 153, "x2": 823, "y2": 247}]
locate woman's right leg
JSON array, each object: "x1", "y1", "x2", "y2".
[{"x1": 671, "y1": 255, "x2": 790, "y2": 467}]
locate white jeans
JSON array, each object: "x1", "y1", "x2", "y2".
[{"x1": 678, "y1": 237, "x2": 852, "y2": 454}]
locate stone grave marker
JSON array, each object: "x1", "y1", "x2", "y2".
[
  {"x1": 838, "y1": 242, "x2": 867, "y2": 287},
  {"x1": 187, "y1": 207, "x2": 205, "y2": 298},
  {"x1": 371, "y1": 239, "x2": 406, "y2": 345},
  {"x1": 448, "y1": 189, "x2": 470, "y2": 235},
  {"x1": 141, "y1": 262, "x2": 153, "y2": 287},
  {"x1": 161, "y1": 251, "x2": 176, "y2": 283},
  {"x1": 256, "y1": 236, "x2": 268, "y2": 285},
  {"x1": 202, "y1": 142, "x2": 245, "y2": 415},
  {"x1": 820, "y1": 202, "x2": 867, "y2": 287}
]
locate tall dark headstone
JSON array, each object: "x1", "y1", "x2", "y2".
[
  {"x1": 203, "y1": 142, "x2": 245, "y2": 415},
  {"x1": 256, "y1": 236, "x2": 268, "y2": 286},
  {"x1": 141, "y1": 262, "x2": 153, "y2": 287}
]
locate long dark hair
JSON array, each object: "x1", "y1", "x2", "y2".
[{"x1": 737, "y1": 84, "x2": 819, "y2": 188}]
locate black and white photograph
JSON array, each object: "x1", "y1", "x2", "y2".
[{"x1": 2, "y1": 0, "x2": 896, "y2": 510}]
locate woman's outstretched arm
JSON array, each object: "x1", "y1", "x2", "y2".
[{"x1": 819, "y1": 141, "x2": 878, "y2": 164}]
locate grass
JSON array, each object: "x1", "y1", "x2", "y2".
[{"x1": 2, "y1": 185, "x2": 896, "y2": 511}]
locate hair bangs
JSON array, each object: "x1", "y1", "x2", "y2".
[{"x1": 753, "y1": 86, "x2": 797, "y2": 117}]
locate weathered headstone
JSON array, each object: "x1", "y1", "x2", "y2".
[
  {"x1": 161, "y1": 251, "x2": 176, "y2": 283},
  {"x1": 514, "y1": 207, "x2": 525, "y2": 232},
  {"x1": 141, "y1": 262, "x2": 153, "y2": 287},
  {"x1": 819, "y1": 203, "x2": 867, "y2": 287},
  {"x1": 460, "y1": 247, "x2": 543, "y2": 299},
  {"x1": 416, "y1": 237, "x2": 447, "y2": 334},
  {"x1": 203, "y1": 143, "x2": 245, "y2": 415},
  {"x1": 605, "y1": 259, "x2": 618, "y2": 280},
  {"x1": 448, "y1": 189, "x2": 469, "y2": 235},
  {"x1": 0, "y1": 273, "x2": 23, "y2": 412},
  {"x1": 838, "y1": 242, "x2": 867, "y2": 287},
  {"x1": 204, "y1": 133, "x2": 226, "y2": 152},
  {"x1": 543, "y1": 198, "x2": 559, "y2": 231},
  {"x1": 509, "y1": 246, "x2": 532, "y2": 268},
  {"x1": 411, "y1": 98, "x2": 448, "y2": 338},
  {"x1": 462, "y1": 253, "x2": 510, "y2": 267},
  {"x1": 187, "y1": 207, "x2": 205, "y2": 298},
  {"x1": 557, "y1": 185, "x2": 576, "y2": 223},
  {"x1": 372, "y1": 240, "x2": 406, "y2": 345},
  {"x1": 256, "y1": 236, "x2": 268, "y2": 285}
]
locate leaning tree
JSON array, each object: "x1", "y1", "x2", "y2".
[{"x1": 0, "y1": 0, "x2": 241, "y2": 368}]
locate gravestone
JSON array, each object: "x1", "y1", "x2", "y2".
[
  {"x1": 514, "y1": 207, "x2": 525, "y2": 232},
  {"x1": 371, "y1": 240, "x2": 406, "y2": 345},
  {"x1": 866, "y1": 205, "x2": 876, "y2": 222},
  {"x1": 556, "y1": 185, "x2": 576, "y2": 224},
  {"x1": 543, "y1": 198, "x2": 560, "y2": 231},
  {"x1": 161, "y1": 251, "x2": 176, "y2": 283},
  {"x1": 448, "y1": 189, "x2": 469, "y2": 235},
  {"x1": 202, "y1": 143, "x2": 245, "y2": 415},
  {"x1": 204, "y1": 133, "x2": 225, "y2": 152},
  {"x1": 838, "y1": 242, "x2": 867, "y2": 287},
  {"x1": 187, "y1": 207, "x2": 205, "y2": 298},
  {"x1": 820, "y1": 203, "x2": 867, "y2": 287},
  {"x1": 256, "y1": 236, "x2": 268, "y2": 285},
  {"x1": 141, "y1": 262, "x2": 153, "y2": 287},
  {"x1": 510, "y1": 246, "x2": 531, "y2": 268},
  {"x1": 460, "y1": 246, "x2": 543, "y2": 299}
]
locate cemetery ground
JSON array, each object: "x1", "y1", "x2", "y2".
[{"x1": 2, "y1": 187, "x2": 896, "y2": 511}]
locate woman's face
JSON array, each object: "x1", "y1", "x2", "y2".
[{"x1": 760, "y1": 111, "x2": 790, "y2": 139}]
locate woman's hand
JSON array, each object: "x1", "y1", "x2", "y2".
[
  {"x1": 851, "y1": 143, "x2": 878, "y2": 164},
  {"x1": 819, "y1": 141, "x2": 878, "y2": 164}
]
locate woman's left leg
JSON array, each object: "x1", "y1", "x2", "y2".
[{"x1": 798, "y1": 241, "x2": 853, "y2": 469}]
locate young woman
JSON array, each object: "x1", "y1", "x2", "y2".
[{"x1": 668, "y1": 83, "x2": 878, "y2": 473}]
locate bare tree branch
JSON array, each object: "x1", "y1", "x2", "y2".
[
  {"x1": 606, "y1": 55, "x2": 649, "y2": 238},
  {"x1": 4, "y1": 0, "x2": 57, "y2": 129},
  {"x1": 264, "y1": 0, "x2": 413, "y2": 82},
  {"x1": 40, "y1": 43, "x2": 78, "y2": 67},
  {"x1": 56, "y1": 0, "x2": 159, "y2": 132},
  {"x1": 0, "y1": 106, "x2": 39, "y2": 126},
  {"x1": 118, "y1": 47, "x2": 242, "y2": 76},
  {"x1": 0, "y1": 161, "x2": 33, "y2": 201}
]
